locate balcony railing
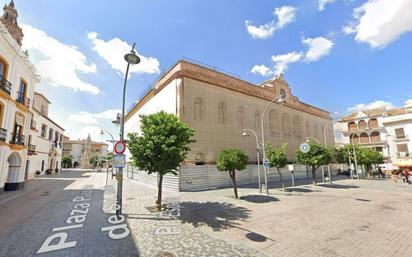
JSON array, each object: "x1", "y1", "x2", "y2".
[
  {"x1": 16, "y1": 91, "x2": 30, "y2": 108},
  {"x1": 0, "y1": 74, "x2": 12, "y2": 95},
  {"x1": 10, "y1": 134, "x2": 25, "y2": 146},
  {"x1": 0, "y1": 128, "x2": 6, "y2": 142}
]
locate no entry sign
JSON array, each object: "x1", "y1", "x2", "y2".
[{"x1": 114, "y1": 141, "x2": 126, "y2": 154}]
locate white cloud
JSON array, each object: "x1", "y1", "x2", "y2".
[
  {"x1": 271, "y1": 51, "x2": 303, "y2": 75},
  {"x1": 88, "y1": 32, "x2": 160, "y2": 76},
  {"x1": 274, "y1": 6, "x2": 297, "y2": 28},
  {"x1": 245, "y1": 20, "x2": 276, "y2": 39},
  {"x1": 21, "y1": 25, "x2": 100, "y2": 95},
  {"x1": 245, "y1": 5, "x2": 296, "y2": 39},
  {"x1": 69, "y1": 109, "x2": 121, "y2": 124},
  {"x1": 347, "y1": 100, "x2": 394, "y2": 112},
  {"x1": 404, "y1": 99, "x2": 412, "y2": 108},
  {"x1": 318, "y1": 0, "x2": 336, "y2": 12},
  {"x1": 250, "y1": 64, "x2": 272, "y2": 76},
  {"x1": 343, "y1": 0, "x2": 412, "y2": 48},
  {"x1": 302, "y1": 37, "x2": 334, "y2": 62}
]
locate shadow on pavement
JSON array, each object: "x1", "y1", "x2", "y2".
[
  {"x1": 318, "y1": 184, "x2": 359, "y2": 189},
  {"x1": 286, "y1": 188, "x2": 314, "y2": 193},
  {"x1": 178, "y1": 201, "x2": 250, "y2": 231},
  {"x1": 240, "y1": 195, "x2": 279, "y2": 203},
  {"x1": 245, "y1": 232, "x2": 267, "y2": 242}
]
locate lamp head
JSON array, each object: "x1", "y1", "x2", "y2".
[
  {"x1": 124, "y1": 49, "x2": 140, "y2": 65},
  {"x1": 275, "y1": 97, "x2": 286, "y2": 105},
  {"x1": 242, "y1": 131, "x2": 248, "y2": 137},
  {"x1": 100, "y1": 130, "x2": 104, "y2": 135},
  {"x1": 112, "y1": 113, "x2": 121, "y2": 127}
]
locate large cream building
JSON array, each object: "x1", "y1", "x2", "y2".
[
  {"x1": 124, "y1": 60, "x2": 334, "y2": 191},
  {"x1": 0, "y1": 1, "x2": 64, "y2": 191},
  {"x1": 62, "y1": 135, "x2": 108, "y2": 169}
]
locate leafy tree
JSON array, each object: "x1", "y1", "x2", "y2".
[
  {"x1": 216, "y1": 149, "x2": 248, "y2": 199},
  {"x1": 62, "y1": 155, "x2": 72, "y2": 168},
  {"x1": 296, "y1": 140, "x2": 333, "y2": 185},
  {"x1": 267, "y1": 143, "x2": 288, "y2": 190},
  {"x1": 128, "y1": 111, "x2": 195, "y2": 211},
  {"x1": 334, "y1": 144, "x2": 362, "y2": 165},
  {"x1": 357, "y1": 147, "x2": 384, "y2": 176},
  {"x1": 89, "y1": 155, "x2": 99, "y2": 168}
]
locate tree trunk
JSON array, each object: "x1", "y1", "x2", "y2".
[
  {"x1": 276, "y1": 167, "x2": 285, "y2": 191},
  {"x1": 156, "y1": 174, "x2": 164, "y2": 211},
  {"x1": 312, "y1": 165, "x2": 317, "y2": 185},
  {"x1": 229, "y1": 171, "x2": 239, "y2": 199}
]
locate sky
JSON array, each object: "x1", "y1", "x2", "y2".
[{"x1": 6, "y1": 0, "x2": 412, "y2": 142}]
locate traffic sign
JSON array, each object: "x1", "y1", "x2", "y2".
[
  {"x1": 300, "y1": 143, "x2": 310, "y2": 153},
  {"x1": 113, "y1": 154, "x2": 126, "y2": 168},
  {"x1": 263, "y1": 158, "x2": 270, "y2": 167},
  {"x1": 114, "y1": 141, "x2": 126, "y2": 154}
]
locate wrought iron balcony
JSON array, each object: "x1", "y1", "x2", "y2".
[
  {"x1": 0, "y1": 128, "x2": 7, "y2": 142},
  {"x1": 16, "y1": 91, "x2": 30, "y2": 108},
  {"x1": 0, "y1": 75, "x2": 12, "y2": 95},
  {"x1": 10, "y1": 133, "x2": 25, "y2": 146}
]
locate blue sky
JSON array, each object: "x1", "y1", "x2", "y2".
[{"x1": 7, "y1": 0, "x2": 412, "y2": 141}]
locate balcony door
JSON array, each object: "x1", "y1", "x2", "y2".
[
  {"x1": 18, "y1": 80, "x2": 27, "y2": 103},
  {"x1": 0, "y1": 58, "x2": 6, "y2": 79}
]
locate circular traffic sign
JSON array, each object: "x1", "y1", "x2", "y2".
[
  {"x1": 300, "y1": 143, "x2": 310, "y2": 153},
  {"x1": 114, "y1": 141, "x2": 126, "y2": 154}
]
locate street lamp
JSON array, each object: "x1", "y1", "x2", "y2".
[
  {"x1": 100, "y1": 129, "x2": 115, "y2": 187},
  {"x1": 349, "y1": 133, "x2": 359, "y2": 180},
  {"x1": 261, "y1": 93, "x2": 286, "y2": 194},
  {"x1": 322, "y1": 125, "x2": 333, "y2": 184},
  {"x1": 242, "y1": 129, "x2": 262, "y2": 193},
  {"x1": 116, "y1": 43, "x2": 140, "y2": 217}
]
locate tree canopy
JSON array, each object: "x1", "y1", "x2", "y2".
[{"x1": 267, "y1": 143, "x2": 288, "y2": 190}]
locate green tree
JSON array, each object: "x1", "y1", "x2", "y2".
[
  {"x1": 334, "y1": 144, "x2": 362, "y2": 165},
  {"x1": 357, "y1": 147, "x2": 384, "y2": 176},
  {"x1": 267, "y1": 143, "x2": 288, "y2": 191},
  {"x1": 62, "y1": 155, "x2": 72, "y2": 168},
  {"x1": 296, "y1": 140, "x2": 333, "y2": 185},
  {"x1": 89, "y1": 155, "x2": 99, "y2": 168},
  {"x1": 128, "y1": 111, "x2": 195, "y2": 211},
  {"x1": 216, "y1": 149, "x2": 248, "y2": 199}
]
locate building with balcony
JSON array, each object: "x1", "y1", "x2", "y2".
[
  {"x1": 336, "y1": 106, "x2": 412, "y2": 163},
  {"x1": 0, "y1": 1, "x2": 64, "y2": 191},
  {"x1": 0, "y1": 1, "x2": 39, "y2": 191},
  {"x1": 27, "y1": 92, "x2": 64, "y2": 177},
  {"x1": 62, "y1": 135, "x2": 108, "y2": 169}
]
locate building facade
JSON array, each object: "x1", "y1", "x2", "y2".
[
  {"x1": 0, "y1": 1, "x2": 40, "y2": 191},
  {"x1": 62, "y1": 135, "x2": 108, "y2": 169},
  {"x1": 124, "y1": 60, "x2": 334, "y2": 191},
  {"x1": 28, "y1": 92, "x2": 64, "y2": 177},
  {"x1": 336, "y1": 106, "x2": 412, "y2": 163}
]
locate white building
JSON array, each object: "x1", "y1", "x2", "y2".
[
  {"x1": 62, "y1": 135, "x2": 108, "y2": 168},
  {"x1": 336, "y1": 106, "x2": 412, "y2": 163},
  {"x1": 0, "y1": 1, "x2": 39, "y2": 191},
  {"x1": 28, "y1": 92, "x2": 64, "y2": 176}
]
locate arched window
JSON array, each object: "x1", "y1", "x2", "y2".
[
  {"x1": 0, "y1": 55, "x2": 8, "y2": 79},
  {"x1": 370, "y1": 131, "x2": 380, "y2": 142},
  {"x1": 348, "y1": 122, "x2": 356, "y2": 131},
  {"x1": 237, "y1": 106, "x2": 245, "y2": 127},
  {"x1": 292, "y1": 115, "x2": 301, "y2": 137},
  {"x1": 350, "y1": 134, "x2": 359, "y2": 144},
  {"x1": 368, "y1": 118, "x2": 378, "y2": 128},
  {"x1": 358, "y1": 120, "x2": 367, "y2": 129},
  {"x1": 0, "y1": 101, "x2": 4, "y2": 129},
  {"x1": 360, "y1": 132, "x2": 369, "y2": 143},
  {"x1": 218, "y1": 102, "x2": 227, "y2": 124},
  {"x1": 280, "y1": 89, "x2": 286, "y2": 98},
  {"x1": 282, "y1": 113, "x2": 291, "y2": 136},
  {"x1": 254, "y1": 110, "x2": 260, "y2": 129},
  {"x1": 194, "y1": 97, "x2": 203, "y2": 121},
  {"x1": 269, "y1": 110, "x2": 279, "y2": 135}
]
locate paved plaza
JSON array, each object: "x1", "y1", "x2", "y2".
[{"x1": 0, "y1": 170, "x2": 411, "y2": 257}]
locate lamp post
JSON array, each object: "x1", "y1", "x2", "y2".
[
  {"x1": 100, "y1": 129, "x2": 115, "y2": 187},
  {"x1": 261, "y1": 93, "x2": 286, "y2": 194},
  {"x1": 349, "y1": 133, "x2": 359, "y2": 179},
  {"x1": 322, "y1": 125, "x2": 332, "y2": 184},
  {"x1": 116, "y1": 43, "x2": 140, "y2": 217},
  {"x1": 242, "y1": 129, "x2": 262, "y2": 193}
]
